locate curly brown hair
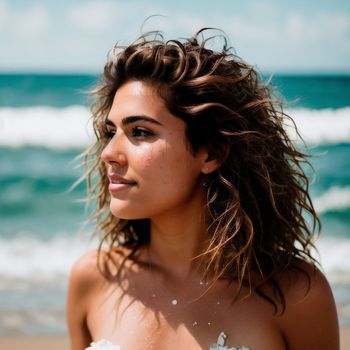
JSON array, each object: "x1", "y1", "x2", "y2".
[{"x1": 81, "y1": 28, "x2": 320, "y2": 312}]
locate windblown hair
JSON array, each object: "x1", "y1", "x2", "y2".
[{"x1": 81, "y1": 28, "x2": 320, "y2": 312}]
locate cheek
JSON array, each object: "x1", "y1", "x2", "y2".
[
  {"x1": 132, "y1": 142, "x2": 168, "y2": 168},
  {"x1": 135, "y1": 146, "x2": 163, "y2": 174},
  {"x1": 156, "y1": 145, "x2": 187, "y2": 182},
  {"x1": 159, "y1": 149, "x2": 201, "y2": 188},
  {"x1": 130, "y1": 140, "x2": 200, "y2": 188}
]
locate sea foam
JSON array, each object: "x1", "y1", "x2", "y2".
[
  {"x1": 0, "y1": 233, "x2": 96, "y2": 285},
  {"x1": 0, "y1": 106, "x2": 93, "y2": 149},
  {"x1": 314, "y1": 186, "x2": 350, "y2": 214},
  {"x1": 288, "y1": 107, "x2": 350, "y2": 145},
  {"x1": 0, "y1": 106, "x2": 349, "y2": 148},
  {"x1": 0, "y1": 233, "x2": 349, "y2": 285}
]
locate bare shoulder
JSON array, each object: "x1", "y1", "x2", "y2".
[
  {"x1": 66, "y1": 250, "x2": 102, "y2": 349},
  {"x1": 68, "y1": 246, "x2": 132, "y2": 290},
  {"x1": 68, "y1": 245, "x2": 140, "y2": 292},
  {"x1": 278, "y1": 259, "x2": 339, "y2": 349},
  {"x1": 67, "y1": 247, "x2": 132, "y2": 349},
  {"x1": 68, "y1": 250, "x2": 103, "y2": 294}
]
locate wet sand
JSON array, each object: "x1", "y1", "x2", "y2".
[{"x1": 0, "y1": 334, "x2": 69, "y2": 350}]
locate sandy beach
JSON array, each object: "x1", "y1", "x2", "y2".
[
  {"x1": 0, "y1": 328, "x2": 349, "y2": 350},
  {"x1": 0, "y1": 334, "x2": 69, "y2": 350}
]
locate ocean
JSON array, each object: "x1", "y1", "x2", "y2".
[{"x1": 0, "y1": 73, "x2": 350, "y2": 334}]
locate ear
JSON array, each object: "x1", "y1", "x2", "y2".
[{"x1": 201, "y1": 154, "x2": 220, "y2": 174}]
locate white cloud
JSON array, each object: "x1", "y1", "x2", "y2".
[
  {"x1": 284, "y1": 12, "x2": 350, "y2": 47},
  {"x1": 0, "y1": 0, "x2": 10, "y2": 30},
  {"x1": 0, "y1": 0, "x2": 50, "y2": 38},
  {"x1": 285, "y1": 12, "x2": 305, "y2": 45},
  {"x1": 0, "y1": 0, "x2": 349, "y2": 72},
  {"x1": 67, "y1": 1, "x2": 118, "y2": 33},
  {"x1": 19, "y1": 5, "x2": 50, "y2": 36},
  {"x1": 210, "y1": 7, "x2": 350, "y2": 71},
  {"x1": 65, "y1": 0, "x2": 163, "y2": 36}
]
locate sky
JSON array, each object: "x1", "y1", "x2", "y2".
[{"x1": 0, "y1": 0, "x2": 349, "y2": 73}]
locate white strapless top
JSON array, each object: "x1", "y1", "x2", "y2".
[{"x1": 85, "y1": 332, "x2": 250, "y2": 350}]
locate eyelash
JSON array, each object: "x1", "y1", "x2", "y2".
[
  {"x1": 102, "y1": 126, "x2": 153, "y2": 139},
  {"x1": 103, "y1": 127, "x2": 115, "y2": 139},
  {"x1": 131, "y1": 127, "x2": 153, "y2": 138}
]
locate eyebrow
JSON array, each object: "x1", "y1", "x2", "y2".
[{"x1": 106, "y1": 115, "x2": 163, "y2": 127}]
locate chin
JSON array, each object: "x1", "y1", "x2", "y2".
[{"x1": 109, "y1": 202, "x2": 146, "y2": 220}]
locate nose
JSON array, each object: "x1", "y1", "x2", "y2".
[{"x1": 101, "y1": 133, "x2": 127, "y2": 167}]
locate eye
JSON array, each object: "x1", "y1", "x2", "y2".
[
  {"x1": 131, "y1": 127, "x2": 153, "y2": 138},
  {"x1": 103, "y1": 125, "x2": 116, "y2": 139}
]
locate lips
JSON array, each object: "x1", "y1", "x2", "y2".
[
  {"x1": 109, "y1": 174, "x2": 136, "y2": 184},
  {"x1": 108, "y1": 173, "x2": 136, "y2": 192}
]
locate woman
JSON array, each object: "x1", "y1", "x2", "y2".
[{"x1": 67, "y1": 28, "x2": 339, "y2": 349}]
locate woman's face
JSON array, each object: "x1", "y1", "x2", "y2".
[{"x1": 101, "y1": 80, "x2": 212, "y2": 220}]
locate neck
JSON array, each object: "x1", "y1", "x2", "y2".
[{"x1": 148, "y1": 199, "x2": 209, "y2": 280}]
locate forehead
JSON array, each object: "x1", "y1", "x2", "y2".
[{"x1": 109, "y1": 80, "x2": 172, "y2": 123}]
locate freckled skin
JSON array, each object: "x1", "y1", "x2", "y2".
[{"x1": 101, "y1": 80, "x2": 209, "y2": 221}]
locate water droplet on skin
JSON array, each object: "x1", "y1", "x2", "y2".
[
  {"x1": 192, "y1": 321, "x2": 198, "y2": 326},
  {"x1": 208, "y1": 322, "x2": 211, "y2": 326},
  {"x1": 171, "y1": 299, "x2": 178, "y2": 305}
]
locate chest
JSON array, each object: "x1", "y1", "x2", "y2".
[{"x1": 86, "y1": 287, "x2": 286, "y2": 350}]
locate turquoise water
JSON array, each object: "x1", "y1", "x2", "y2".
[
  {"x1": 1, "y1": 144, "x2": 350, "y2": 239},
  {"x1": 1, "y1": 74, "x2": 349, "y2": 239},
  {"x1": 1, "y1": 73, "x2": 349, "y2": 108},
  {"x1": 0, "y1": 73, "x2": 350, "y2": 332},
  {"x1": 0, "y1": 147, "x2": 85, "y2": 239},
  {"x1": 270, "y1": 74, "x2": 350, "y2": 109},
  {"x1": 0, "y1": 73, "x2": 97, "y2": 107}
]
